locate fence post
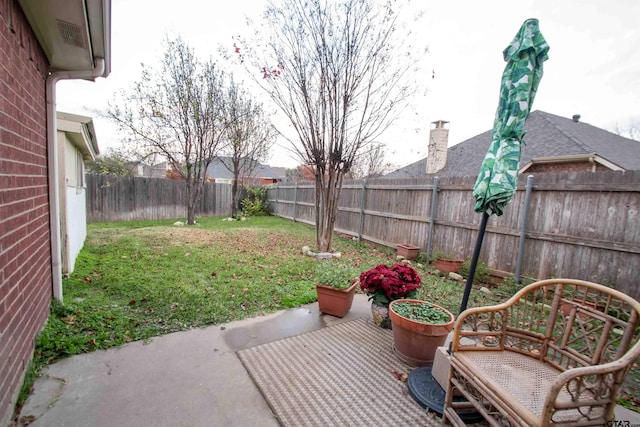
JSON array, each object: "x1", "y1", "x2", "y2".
[
  {"x1": 426, "y1": 176, "x2": 439, "y2": 262},
  {"x1": 357, "y1": 179, "x2": 367, "y2": 242},
  {"x1": 293, "y1": 183, "x2": 298, "y2": 222},
  {"x1": 515, "y1": 175, "x2": 534, "y2": 283}
]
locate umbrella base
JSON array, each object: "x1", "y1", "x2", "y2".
[{"x1": 407, "y1": 366, "x2": 483, "y2": 423}]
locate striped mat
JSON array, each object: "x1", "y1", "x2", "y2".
[{"x1": 238, "y1": 317, "x2": 442, "y2": 426}]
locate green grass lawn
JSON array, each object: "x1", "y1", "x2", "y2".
[
  {"x1": 20, "y1": 215, "x2": 639, "y2": 413},
  {"x1": 34, "y1": 216, "x2": 508, "y2": 364}
]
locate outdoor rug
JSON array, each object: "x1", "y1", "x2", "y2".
[{"x1": 237, "y1": 317, "x2": 441, "y2": 426}]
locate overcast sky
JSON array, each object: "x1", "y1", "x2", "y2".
[{"x1": 57, "y1": 0, "x2": 640, "y2": 169}]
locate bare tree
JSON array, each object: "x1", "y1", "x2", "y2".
[
  {"x1": 220, "y1": 76, "x2": 275, "y2": 217},
  {"x1": 236, "y1": 0, "x2": 423, "y2": 251},
  {"x1": 350, "y1": 142, "x2": 396, "y2": 179},
  {"x1": 107, "y1": 37, "x2": 226, "y2": 224},
  {"x1": 285, "y1": 165, "x2": 315, "y2": 183},
  {"x1": 614, "y1": 119, "x2": 640, "y2": 142}
]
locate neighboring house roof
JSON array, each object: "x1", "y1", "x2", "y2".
[
  {"x1": 19, "y1": 0, "x2": 111, "y2": 77},
  {"x1": 56, "y1": 111, "x2": 99, "y2": 161},
  {"x1": 269, "y1": 166, "x2": 288, "y2": 181},
  {"x1": 207, "y1": 157, "x2": 281, "y2": 180},
  {"x1": 385, "y1": 111, "x2": 640, "y2": 178}
]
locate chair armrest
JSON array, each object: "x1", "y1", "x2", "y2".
[
  {"x1": 451, "y1": 302, "x2": 512, "y2": 352},
  {"x1": 549, "y1": 342, "x2": 640, "y2": 396},
  {"x1": 543, "y1": 357, "x2": 634, "y2": 419}
]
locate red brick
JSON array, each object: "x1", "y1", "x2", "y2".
[{"x1": 0, "y1": 0, "x2": 51, "y2": 423}]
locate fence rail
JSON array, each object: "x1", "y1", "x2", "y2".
[
  {"x1": 267, "y1": 171, "x2": 640, "y2": 300},
  {"x1": 86, "y1": 174, "x2": 232, "y2": 222}
]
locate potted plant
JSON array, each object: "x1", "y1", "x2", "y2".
[
  {"x1": 359, "y1": 263, "x2": 421, "y2": 329},
  {"x1": 432, "y1": 250, "x2": 464, "y2": 274},
  {"x1": 389, "y1": 299, "x2": 455, "y2": 366},
  {"x1": 315, "y1": 261, "x2": 358, "y2": 318},
  {"x1": 396, "y1": 243, "x2": 420, "y2": 260}
]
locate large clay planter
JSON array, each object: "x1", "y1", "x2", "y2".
[
  {"x1": 389, "y1": 299, "x2": 455, "y2": 366},
  {"x1": 316, "y1": 281, "x2": 358, "y2": 318},
  {"x1": 433, "y1": 258, "x2": 464, "y2": 274}
]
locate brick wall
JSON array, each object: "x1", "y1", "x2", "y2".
[
  {"x1": 0, "y1": 1, "x2": 51, "y2": 424},
  {"x1": 524, "y1": 161, "x2": 608, "y2": 174}
]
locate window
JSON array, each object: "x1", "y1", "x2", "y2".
[{"x1": 76, "y1": 151, "x2": 84, "y2": 188}]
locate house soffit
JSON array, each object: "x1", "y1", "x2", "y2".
[{"x1": 18, "y1": 0, "x2": 111, "y2": 78}]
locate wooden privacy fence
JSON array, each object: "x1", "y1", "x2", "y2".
[
  {"x1": 266, "y1": 171, "x2": 640, "y2": 300},
  {"x1": 86, "y1": 174, "x2": 232, "y2": 222}
]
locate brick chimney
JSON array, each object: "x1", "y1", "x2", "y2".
[{"x1": 426, "y1": 120, "x2": 449, "y2": 174}]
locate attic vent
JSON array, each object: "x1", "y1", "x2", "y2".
[{"x1": 56, "y1": 20, "x2": 87, "y2": 48}]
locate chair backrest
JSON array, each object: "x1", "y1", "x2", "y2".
[{"x1": 502, "y1": 279, "x2": 640, "y2": 372}]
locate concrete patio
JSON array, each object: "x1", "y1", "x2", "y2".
[{"x1": 16, "y1": 294, "x2": 640, "y2": 426}]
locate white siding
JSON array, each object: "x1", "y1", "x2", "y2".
[{"x1": 65, "y1": 186, "x2": 87, "y2": 273}]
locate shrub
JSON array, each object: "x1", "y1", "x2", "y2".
[
  {"x1": 240, "y1": 186, "x2": 271, "y2": 217},
  {"x1": 315, "y1": 261, "x2": 357, "y2": 289},
  {"x1": 460, "y1": 259, "x2": 491, "y2": 284},
  {"x1": 431, "y1": 250, "x2": 460, "y2": 262}
]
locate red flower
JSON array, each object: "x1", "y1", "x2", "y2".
[{"x1": 359, "y1": 263, "x2": 421, "y2": 305}]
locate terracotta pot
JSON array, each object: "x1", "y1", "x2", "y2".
[
  {"x1": 433, "y1": 258, "x2": 464, "y2": 274},
  {"x1": 389, "y1": 299, "x2": 455, "y2": 366},
  {"x1": 397, "y1": 244, "x2": 420, "y2": 260},
  {"x1": 316, "y1": 281, "x2": 357, "y2": 318}
]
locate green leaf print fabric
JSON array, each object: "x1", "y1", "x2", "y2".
[{"x1": 473, "y1": 18, "x2": 549, "y2": 215}]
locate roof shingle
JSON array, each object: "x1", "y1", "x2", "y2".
[{"x1": 385, "y1": 111, "x2": 640, "y2": 178}]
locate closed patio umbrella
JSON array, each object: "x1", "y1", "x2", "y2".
[
  {"x1": 408, "y1": 19, "x2": 549, "y2": 417},
  {"x1": 459, "y1": 18, "x2": 549, "y2": 313}
]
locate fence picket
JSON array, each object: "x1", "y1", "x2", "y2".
[
  {"x1": 86, "y1": 174, "x2": 232, "y2": 222},
  {"x1": 267, "y1": 171, "x2": 640, "y2": 299}
]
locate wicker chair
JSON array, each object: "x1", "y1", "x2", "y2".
[{"x1": 443, "y1": 278, "x2": 640, "y2": 426}]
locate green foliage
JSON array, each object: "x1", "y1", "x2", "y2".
[
  {"x1": 314, "y1": 261, "x2": 357, "y2": 289},
  {"x1": 431, "y1": 250, "x2": 459, "y2": 261},
  {"x1": 377, "y1": 246, "x2": 395, "y2": 256},
  {"x1": 392, "y1": 301, "x2": 451, "y2": 324},
  {"x1": 501, "y1": 275, "x2": 522, "y2": 291},
  {"x1": 32, "y1": 216, "x2": 399, "y2": 371},
  {"x1": 15, "y1": 360, "x2": 40, "y2": 414},
  {"x1": 241, "y1": 186, "x2": 271, "y2": 217},
  {"x1": 460, "y1": 259, "x2": 491, "y2": 284},
  {"x1": 414, "y1": 252, "x2": 428, "y2": 264},
  {"x1": 87, "y1": 151, "x2": 131, "y2": 176}
]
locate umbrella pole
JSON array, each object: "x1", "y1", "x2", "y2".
[{"x1": 459, "y1": 211, "x2": 489, "y2": 314}]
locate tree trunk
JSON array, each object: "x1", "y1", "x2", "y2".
[
  {"x1": 186, "y1": 180, "x2": 196, "y2": 225},
  {"x1": 314, "y1": 175, "x2": 323, "y2": 251},
  {"x1": 186, "y1": 178, "x2": 205, "y2": 225},
  {"x1": 315, "y1": 170, "x2": 343, "y2": 253},
  {"x1": 231, "y1": 179, "x2": 239, "y2": 217},
  {"x1": 318, "y1": 185, "x2": 333, "y2": 252}
]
